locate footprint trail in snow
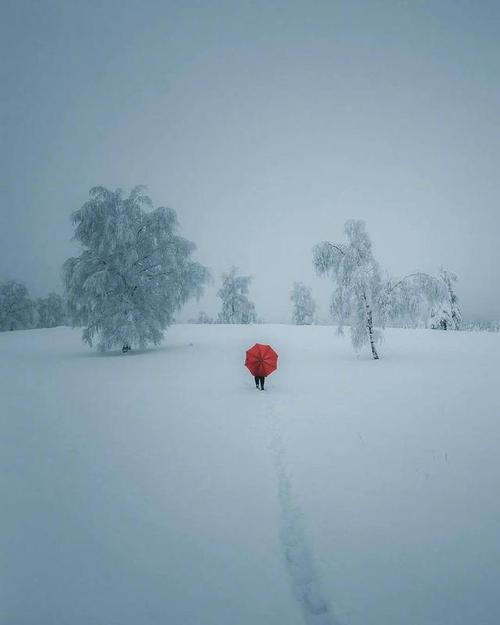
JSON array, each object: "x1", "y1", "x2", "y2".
[{"x1": 265, "y1": 400, "x2": 340, "y2": 625}]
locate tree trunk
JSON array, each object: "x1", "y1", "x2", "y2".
[{"x1": 364, "y1": 295, "x2": 379, "y2": 360}]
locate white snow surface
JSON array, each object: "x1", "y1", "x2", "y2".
[{"x1": 1, "y1": 324, "x2": 499, "y2": 625}]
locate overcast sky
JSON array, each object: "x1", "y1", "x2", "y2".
[{"x1": 2, "y1": 0, "x2": 499, "y2": 322}]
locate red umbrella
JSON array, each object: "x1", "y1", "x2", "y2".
[{"x1": 245, "y1": 343, "x2": 278, "y2": 377}]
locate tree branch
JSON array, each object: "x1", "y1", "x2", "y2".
[
  {"x1": 384, "y1": 272, "x2": 432, "y2": 295},
  {"x1": 328, "y1": 243, "x2": 345, "y2": 256}
]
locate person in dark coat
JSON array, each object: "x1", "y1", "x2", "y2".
[{"x1": 254, "y1": 375, "x2": 265, "y2": 390}]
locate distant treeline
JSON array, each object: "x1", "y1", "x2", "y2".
[
  {"x1": 0, "y1": 281, "x2": 67, "y2": 332},
  {"x1": 2, "y1": 186, "x2": 499, "y2": 358},
  {"x1": 461, "y1": 319, "x2": 500, "y2": 332}
]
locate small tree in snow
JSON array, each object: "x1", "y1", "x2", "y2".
[
  {"x1": 314, "y1": 220, "x2": 384, "y2": 359},
  {"x1": 435, "y1": 267, "x2": 461, "y2": 330},
  {"x1": 197, "y1": 311, "x2": 214, "y2": 324},
  {"x1": 0, "y1": 280, "x2": 35, "y2": 331},
  {"x1": 313, "y1": 220, "x2": 446, "y2": 359},
  {"x1": 36, "y1": 292, "x2": 67, "y2": 328},
  {"x1": 290, "y1": 282, "x2": 316, "y2": 325},
  {"x1": 63, "y1": 186, "x2": 209, "y2": 352},
  {"x1": 217, "y1": 267, "x2": 257, "y2": 324}
]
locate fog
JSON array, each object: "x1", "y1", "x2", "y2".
[{"x1": 2, "y1": 0, "x2": 499, "y2": 322}]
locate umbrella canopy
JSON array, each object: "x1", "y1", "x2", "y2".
[{"x1": 245, "y1": 343, "x2": 278, "y2": 377}]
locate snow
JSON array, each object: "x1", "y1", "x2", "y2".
[{"x1": 1, "y1": 324, "x2": 499, "y2": 625}]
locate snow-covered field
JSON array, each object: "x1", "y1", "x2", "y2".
[{"x1": 1, "y1": 324, "x2": 499, "y2": 625}]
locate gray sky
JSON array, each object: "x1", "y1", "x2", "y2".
[{"x1": 2, "y1": 0, "x2": 499, "y2": 322}]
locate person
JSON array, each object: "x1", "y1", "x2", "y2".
[
  {"x1": 246, "y1": 343, "x2": 277, "y2": 391},
  {"x1": 254, "y1": 375, "x2": 265, "y2": 390}
]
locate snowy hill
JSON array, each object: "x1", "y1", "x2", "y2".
[{"x1": 1, "y1": 325, "x2": 499, "y2": 625}]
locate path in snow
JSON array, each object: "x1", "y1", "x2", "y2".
[{"x1": 265, "y1": 399, "x2": 340, "y2": 625}]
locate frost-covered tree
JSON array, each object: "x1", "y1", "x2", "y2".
[
  {"x1": 36, "y1": 292, "x2": 67, "y2": 328},
  {"x1": 0, "y1": 280, "x2": 35, "y2": 331},
  {"x1": 197, "y1": 311, "x2": 214, "y2": 324},
  {"x1": 381, "y1": 272, "x2": 447, "y2": 329},
  {"x1": 435, "y1": 267, "x2": 462, "y2": 330},
  {"x1": 290, "y1": 282, "x2": 316, "y2": 325},
  {"x1": 217, "y1": 267, "x2": 257, "y2": 324},
  {"x1": 314, "y1": 220, "x2": 384, "y2": 359},
  {"x1": 63, "y1": 186, "x2": 209, "y2": 352},
  {"x1": 313, "y1": 220, "x2": 446, "y2": 359}
]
